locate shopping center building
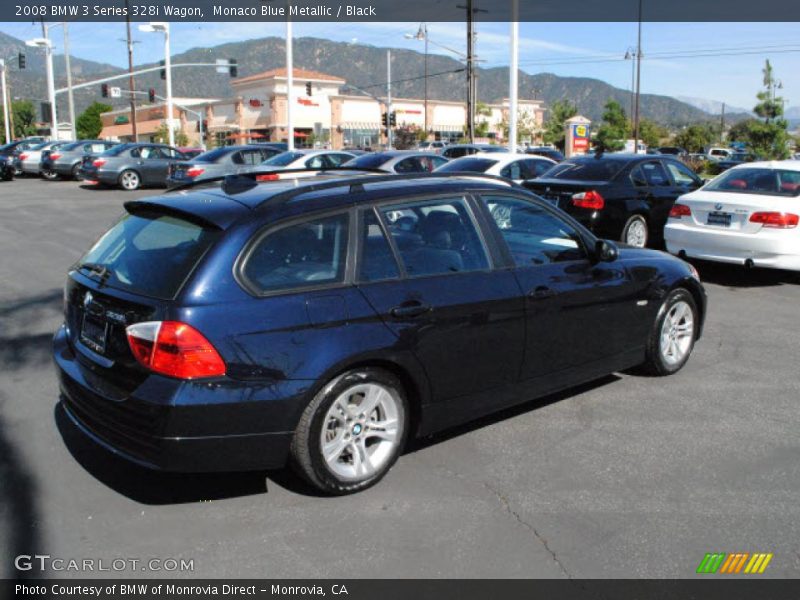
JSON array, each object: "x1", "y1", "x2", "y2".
[{"x1": 99, "y1": 67, "x2": 546, "y2": 148}]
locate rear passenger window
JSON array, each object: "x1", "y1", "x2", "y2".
[
  {"x1": 642, "y1": 161, "x2": 670, "y2": 187},
  {"x1": 378, "y1": 198, "x2": 489, "y2": 277},
  {"x1": 359, "y1": 211, "x2": 399, "y2": 282},
  {"x1": 242, "y1": 214, "x2": 349, "y2": 294}
]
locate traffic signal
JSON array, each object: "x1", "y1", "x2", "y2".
[
  {"x1": 18, "y1": 53, "x2": 26, "y2": 69},
  {"x1": 41, "y1": 102, "x2": 52, "y2": 123},
  {"x1": 159, "y1": 59, "x2": 166, "y2": 80},
  {"x1": 148, "y1": 88, "x2": 156, "y2": 103},
  {"x1": 389, "y1": 111, "x2": 397, "y2": 127},
  {"x1": 101, "y1": 84, "x2": 109, "y2": 98},
  {"x1": 305, "y1": 82, "x2": 312, "y2": 96},
  {"x1": 381, "y1": 112, "x2": 388, "y2": 127},
  {"x1": 228, "y1": 59, "x2": 238, "y2": 78}
]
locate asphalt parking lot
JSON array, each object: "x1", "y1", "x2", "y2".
[{"x1": 1, "y1": 176, "x2": 799, "y2": 579}]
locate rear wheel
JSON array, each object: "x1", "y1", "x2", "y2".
[
  {"x1": 290, "y1": 367, "x2": 408, "y2": 495},
  {"x1": 641, "y1": 288, "x2": 697, "y2": 375},
  {"x1": 71, "y1": 164, "x2": 83, "y2": 181},
  {"x1": 42, "y1": 169, "x2": 59, "y2": 181},
  {"x1": 119, "y1": 170, "x2": 141, "y2": 191},
  {"x1": 622, "y1": 214, "x2": 648, "y2": 248}
]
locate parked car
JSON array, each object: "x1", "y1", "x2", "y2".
[
  {"x1": 434, "y1": 152, "x2": 555, "y2": 183},
  {"x1": 441, "y1": 143, "x2": 508, "y2": 160},
  {"x1": 715, "y1": 152, "x2": 756, "y2": 172},
  {"x1": 1, "y1": 153, "x2": 14, "y2": 181},
  {"x1": 0, "y1": 138, "x2": 43, "y2": 175},
  {"x1": 665, "y1": 161, "x2": 800, "y2": 270},
  {"x1": 656, "y1": 146, "x2": 687, "y2": 157},
  {"x1": 525, "y1": 146, "x2": 566, "y2": 162},
  {"x1": 342, "y1": 150, "x2": 448, "y2": 173},
  {"x1": 167, "y1": 145, "x2": 283, "y2": 188},
  {"x1": 418, "y1": 140, "x2": 448, "y2": 153},
  {"x1": 14, "y1": 140, "x2": 74, "y2": 176},
  {"x1": 78, "y1": 143, "x2": 189, "y2": 190},
  {"x1": 177, "y1": 147, "x2": 205, "y2": 160},
  {"x1": 54, "y1": 171, "x2": 706, "y2": 495},
  {"x1": 41, "y1": 140, "x2": 118, "y2": 181},
  {"x1": 256, "y1": 149, "x2": 356, "y2": 172},
  {"x1": 523, "y1": 154, "x2": 704, "y2": 248},
  {"x1": 705, "y1": 147, "x2": 733, "y2": 162}
]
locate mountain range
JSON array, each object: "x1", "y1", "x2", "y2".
[{"x1": 0, "y1": 30, "x2": 788, "y2": 129}]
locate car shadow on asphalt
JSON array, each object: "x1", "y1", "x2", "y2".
[
  {"x1": 54, "y1": 375, "x2": 624, "y2": 502},
  {"x1": 691, "y1": 259, "x2": 800, "y2": 288}
]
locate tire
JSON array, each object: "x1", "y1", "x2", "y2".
[
  {"x1": 641, "y1": 288, "x2": 698, "y2": 376},
  {"x1": 290, "y1": 367, "x2": 409, "y2": 495},
  {"x1": 71, "y1": 164, "x2": 83, "y2": 181},
  {"x1": 622, "y1": 214, "x2": 649, "y2": 248},
  {"x1": 119, "y1": 170, "x2": 141, "y2": 191},
  {"x1": 42, "y1": 169, "x2": 59, "y2": 181}
]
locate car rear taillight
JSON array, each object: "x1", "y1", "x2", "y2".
[
  {"x1": 126, "y1": 321, "x2": 226, "y2": 379},
  {"x1": 256, "y1": 173, "x2": 280, "y2": 182},
  {"x1": 571, "y1": 190, "x2": 604, "y2": 210},
  {"x1": 50, "y1": 153, "x2": 62, "y2": 160},
  {"x1": 749, "y1": 212, "x2": 799, "y2": 228},
  {"x1": 93, "y1": 159, "x2": 106, "y2": 167},
  {"x1": 18, "y1": 153, "x2": 29, "y2": 161},
  {"x1": 185, "y1": 167, "x2": 205, "y2": 178},
  {"x1": 669, "y1": 203, "x2": 692, "y2": 218}
]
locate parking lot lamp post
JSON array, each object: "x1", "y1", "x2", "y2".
[
  {"x1": 508, "y1": 0, "x2": 519, "y2": 153},
  {"x1": 139, "y1": 22, "x2": 174, "y2": 147},
  {"x1": 405, "y1": 23, "x2": 429, "y2": 136},
  {"x1": 0, "y1": 60, "x2": 9, "y2": 144},
  {"x1": 25, "y1": 36, "x2": 57, "y2": 139}
]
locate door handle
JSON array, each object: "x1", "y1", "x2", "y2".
[
  {"x1": 390, "y1": 302, "x2": 432, "y2": 319},
  {"x1": 528, "y1": 286, "x2": 557, "y2": 300}
]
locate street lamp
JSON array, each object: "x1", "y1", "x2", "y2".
[
  {"x1": 624, "y1": 46, "x2": 636, "y2": 129},
  {"x1": 139, "y1": 22, "x2": 174, "y2": 147},
  {"x1": 0, "y1": 59, "x2": 10, "y2": 144},
  {"x1": 25, "y1": 37, "x2": 57, "y2": 139},
  {"x1": 405, "y1": 23, "x2": 429, "y2": 137}
]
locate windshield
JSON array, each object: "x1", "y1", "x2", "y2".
[
  {"x1": 343, "y1": 154, "x2": 391, "y2": 168},
  {"x1": 436, "y1": 157, "x2": 498, "y2": 173},
  {"x1": 705, "y1": 168, "x2": 800, "y2": 196},
  {"x1": 544, "y1": 158, "x2": 626, "y2": 182},
  {"x1": 262, "y1": 151, "x2": 304, "y2": 166},
  {"x1": 78, "y1": 213, "x2": 220, "y2": 299}
]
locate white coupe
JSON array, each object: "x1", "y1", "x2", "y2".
[{"x1": 665, "y1": 161, "x2": 800, "y2": 271}]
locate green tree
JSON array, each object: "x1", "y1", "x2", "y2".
[
  {"x1": 542, "y1": 99, "x2": 577, "y2": 151},
  {"x1": 76, "y1": 102, "x2": 112, "y2": 139},
  {"x1": 673, "y1": 123, "x2": 716, "y2": 153},
  {"x1": 500, "y1": 109, "x2": 540, "y2": 144},
  {"x1": 593, "y1": 99, "x2": 629, "y2": 153},
  {"x1": 2, "y1": 100, "x2": 38, "y2": 138},
  {"x1": 754, "y1": 60, "x2": 783, "y2": 123},
  {"x1": 638, "y1": 119, "x2": 669, "y2": 149}
]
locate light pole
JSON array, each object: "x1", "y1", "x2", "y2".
[
  {"x1": 62, "y1": 23, "x2": 76, "y2": 140},
  {"x1": 632, "y1": 0, "x2": 643, "y2": 154},
  {"x1": 509, "y1": 0, "x2": 519, "y2": 153},
  {"x1": 386, "y1": 50, "x2": 393, "y2": 149},
  {"x1": 25, "y1": 36, "x2": 57, "y2": 139},
  {"x1": 286, "y1": 18, "x2": 294, "y2": 150},
  {"x1": 0, "y1": 60, "x2": 10, "y2": 144},
  {"x1": 624, "y1": 46, "x2": 636, "y2": 128},
  {"x1": 139, "y1": 22, "x2": 174, "y2": 147},
  {"x1": 405, "y1": 23, "x2": 429, "y2": 137}
]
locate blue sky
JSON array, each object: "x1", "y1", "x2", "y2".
[{"x1": 2, "y1": 21, "x2": 798, "y2": 111}]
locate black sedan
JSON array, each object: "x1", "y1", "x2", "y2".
[
  {"x1": 716, "y1": 152, "x2": 756, "y2": 172},
  {"x1": 79, "y1": 143, "x2": 189, "y2": 190},
  {"x1": 441, "y1": 144, "x2": 508, "y2": 159},
  {"x1": 524, "y1": 154, "x2": 704, "y2": 248}
]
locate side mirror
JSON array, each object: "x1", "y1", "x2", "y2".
[{"x1": 595, "y1": 239, "x2": 619, "y2": 262}]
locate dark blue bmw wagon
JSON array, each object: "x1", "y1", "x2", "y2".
[{"x1": 54, "y1": 171, "x2": 706, "y2": 494}]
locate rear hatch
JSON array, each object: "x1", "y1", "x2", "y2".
[
  {"x1": 524, "y1": 178, "x2": 609, "y2": 210},
  {"x1": 677, "y1": 189, "x2": 795, "y2": 233}
]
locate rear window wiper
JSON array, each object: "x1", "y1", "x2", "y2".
[{"x1": 77, "y1": 262, "x2": 113, "y2": 282}]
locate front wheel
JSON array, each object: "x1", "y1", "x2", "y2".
[
  {"x1": 119, "y1": 170, "x2": 141, "y2": 191},
  {"x1": 641, "y1": 288, "x2": 698, "y2": 376},
  {"x1": 290, "y1": 368, "x2": 408, "y2": 495},
  {"x1": 622, "y1": 214, "x2": 649, "y2": 248}
]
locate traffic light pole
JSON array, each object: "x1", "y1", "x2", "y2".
[
  {"x1": 55, "y1": 62, "x2": 233, "y2": 94},
  {"x1": 119, "y1": 88, "x2": 206, "y2": 149},
  {"x1": 386, "y1": 49, "x2": 392, "y2": 150}
]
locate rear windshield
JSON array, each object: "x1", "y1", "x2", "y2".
[
  {"x1": 77, "y1": 213, "x2": 220, "y2": 299},
  {"x1": 192, "y1": 147, "x2": 232, "y2": 163},
  {"x1": 60, "y1": 142, "x2": 85, "y2": 151},
  {"x1": 102, "y1": 144, "x2": 135, "y2": 157},
  {"x1": 705, "y1": 168, "x2": 800, "y2": 196},
  {"x1": 544, "y1": 159, "x2": 626, "y2": 182},
  {"x1": 262, "y1": 151, "x2": 303, "y2": 166},
  {"x1": 436, "y1": 157, "x2": 498, "y2": 173},
  {"x1": 343, "y1": 153, "x2": 391, "y2": 168}
]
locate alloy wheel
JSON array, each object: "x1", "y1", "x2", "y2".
[{"x1": 659, "y1": 300, "x2": 695, "y2": 366}]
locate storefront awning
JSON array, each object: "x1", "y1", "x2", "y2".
[{"x1": 340, "y1": 122, "x2": 380, "y2": 130}]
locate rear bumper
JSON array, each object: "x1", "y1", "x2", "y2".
[
  {"x1": 53, "y1": 325, "x2": 298, "y2": 472},
  {"x1": 665, "y1": 223, "x2": 800, "y2": 271}
]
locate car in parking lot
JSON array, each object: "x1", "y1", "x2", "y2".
[
  {"x1": 441, "y1": 143, "x2": 508, "y2": 160},
  {"x1": 523, "y1": 153, "x2": 704, "y2": 248},
  {"x1": 434, "y1": 152, "x2": 556, "y2": 183},
  {"x1": 342, "y1": 150, "x2": 448, "y2": 173},
  {"x1": 525, "y1": 146, "x2": 565, "y2": 162},
  {"x1": 54, "y1": 170, "x2": 706, "y2": 495},
  {"x1": 167, "y1": 145, "x2": 283, "y2": 188},
  {"x1": 14, "y1": 140, "x2": 74, "y2": 176},
  {"x1": 41, "y1": 140, "x2": 118, "y2": 181},
  {"x1": 0, "y1": 138, "x2": 43, "y2": 174},
  {"x1": 256, "y1": 149, "x2": 356, "y2": 172},
  {"x1": 418, "y1": 141, "x2": 448, "y2": 153},
  {"x1": 665, "y1": 161, "x2": 800, "y2": 270},
  {"x1": 79, "y1": 143, "x2": 189, "y2": 190},
  {"x1": 715, "y1": 152, "x2": 756, "y2": 172}
]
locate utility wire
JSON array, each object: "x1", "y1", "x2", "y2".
[{"x1": 346, "y1": 67, "x2": 465, "y2": 92}]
